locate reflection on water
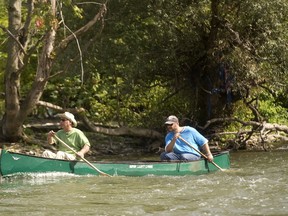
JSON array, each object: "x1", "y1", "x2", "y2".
[{"x1": 1, "y1": 151, "x2": 288, "y2": 216}]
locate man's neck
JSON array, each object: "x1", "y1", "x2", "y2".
[
  {"x1": 63, "y1": 126, "x2": 73, "y2": 132},
  {"x1": 175, "y1": 126, "x2": 184, "y2": 133}
]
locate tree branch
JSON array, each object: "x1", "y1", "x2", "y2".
[{"x1": 55, "y1": 2, "x2": 107, "y2": 52}]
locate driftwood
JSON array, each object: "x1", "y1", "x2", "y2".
[
  {"x1": 32, "y1": 101, "x2": 164, "y2": 153},
  {"x1": 198, "y1": 117, "x2": 288, "y2": 150},
  {"x1": 36, "y1": 100, "x2": 163, "y2": 140},
  {"x1": 80, "y1": 115, "x2": 163, "y2": 139},
  {"x1": 34, "y1": 101, "x2": 288, "y2": 151},
  {"x1": 198, "y1": 117, "x2": 288, "y2": 133}
]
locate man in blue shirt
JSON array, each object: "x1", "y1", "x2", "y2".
[{"x1": 160, "y1": 115, "x2": 214, "y2": 161}]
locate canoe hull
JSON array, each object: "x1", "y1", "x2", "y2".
[{"x1": 0, "y1": 150, "x2": 230, "y2": 177}]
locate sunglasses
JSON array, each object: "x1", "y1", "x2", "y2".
[{"x1": 166, "y1": 123, "x2": 173, "y2": 126}]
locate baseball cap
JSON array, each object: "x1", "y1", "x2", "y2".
[{"x1": 165, "y1": 115, "x2": 179, "y2": 124}]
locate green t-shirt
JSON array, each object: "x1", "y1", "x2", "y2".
[{"x1": 53, "y1": 128, "x2": 90, "y2": 155}]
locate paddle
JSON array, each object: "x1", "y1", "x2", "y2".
[
  {"x1": 179, "y1": 136, "x2": 224, "y2": 171},
  {"x1": 53, "y1": 135, "x2": 111, "y2": 177}
]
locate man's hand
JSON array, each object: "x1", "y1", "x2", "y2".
[
  {"x1": 206, "y1": 153, "x2": 214, "y2": 162},
  {"x1": 173, "y1": 132, "x2": 180, "y2": 140},
  {"x1": 77, "y1": 144, "x2": 90, "y2": 159},
  {"x1": 77, "y1": 151, "x2": 85, "y2": 158},
  {"x1": 47, "y1": 130, "x2": 55, "y2": 144}
]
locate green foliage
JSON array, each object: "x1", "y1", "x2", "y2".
[
  {"x1": 258, "y1": 93, "x2": 288, "y2": 125},
  {"x1": 44, "y1": 0, "x2": 287, "y2": 128},
  {"x1": 2, "y1": 0, "x2": 287, "y2": 131}
]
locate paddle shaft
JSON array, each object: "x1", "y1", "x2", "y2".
[
  {"x1": 53, "y1": 135, "x2": 111, "y2": 177},
  {"x1": 179, "y1": 136, "x2": 224, "y2": 171}
]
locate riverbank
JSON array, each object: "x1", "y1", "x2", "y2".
[
  {"x1": 1, "y1": 129, "x2": 287, "y2": 161},
  {"x1": 0, "y1": 132, "x2": 160, "y2": 161}
]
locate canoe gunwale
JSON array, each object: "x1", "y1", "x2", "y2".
[{"x1": 0, "y1": 149, "x2": 229, "y2": 164}]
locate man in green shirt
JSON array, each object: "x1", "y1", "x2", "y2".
[{"x1": 42, "y1": 112, "x2": 91, "y2": 160}]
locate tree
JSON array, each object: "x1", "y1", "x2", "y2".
[
  {"x1": 1, "y1": 0, "x2": 107, "y2": 142},
  {"x1": 1, "y1": 0, "x2": 287, "y2": 150}
]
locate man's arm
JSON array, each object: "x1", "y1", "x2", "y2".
[
  {"x1": 201, "y1": 142, "x2": 213, "y2": 162},
  {"x1": 77, "y1": 144, "x2": 90, "y2": 158},
  {"x1": 165, "y1": 132, "x2": 180, "y2": 152}
]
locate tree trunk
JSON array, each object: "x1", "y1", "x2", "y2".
[
  {"x1": 2, "y1": 0, "x2": 22, "y2": 141},
  {"x1": 2, "y1": 0, "x2": 56, "y2": 141},
  {"x1": 1, "y1": 1, "x2": 107, "y2": 142}
]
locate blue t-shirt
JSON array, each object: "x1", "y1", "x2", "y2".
[{"x1": 165, "y1": 126, "x2": 208, "y2": 156}]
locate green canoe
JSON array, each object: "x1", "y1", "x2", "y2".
[{"x1": 0, "y1": 149, "x2": 230, "y2": 177}]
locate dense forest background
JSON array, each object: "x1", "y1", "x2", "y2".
[{"x1": 0, "y1": 0, "x2": 287, "y2": 153}]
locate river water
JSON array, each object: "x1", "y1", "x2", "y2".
[{"x1": 0, "y1": 150, "x2": 288, "y2": 216}]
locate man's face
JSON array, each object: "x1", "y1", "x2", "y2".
[
  {"x1": 166, "y1": 123, "x2": 176, "y2": 132},
  {"x1": 60, "y1": 118, "x2": 72, "y2": 128}
]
